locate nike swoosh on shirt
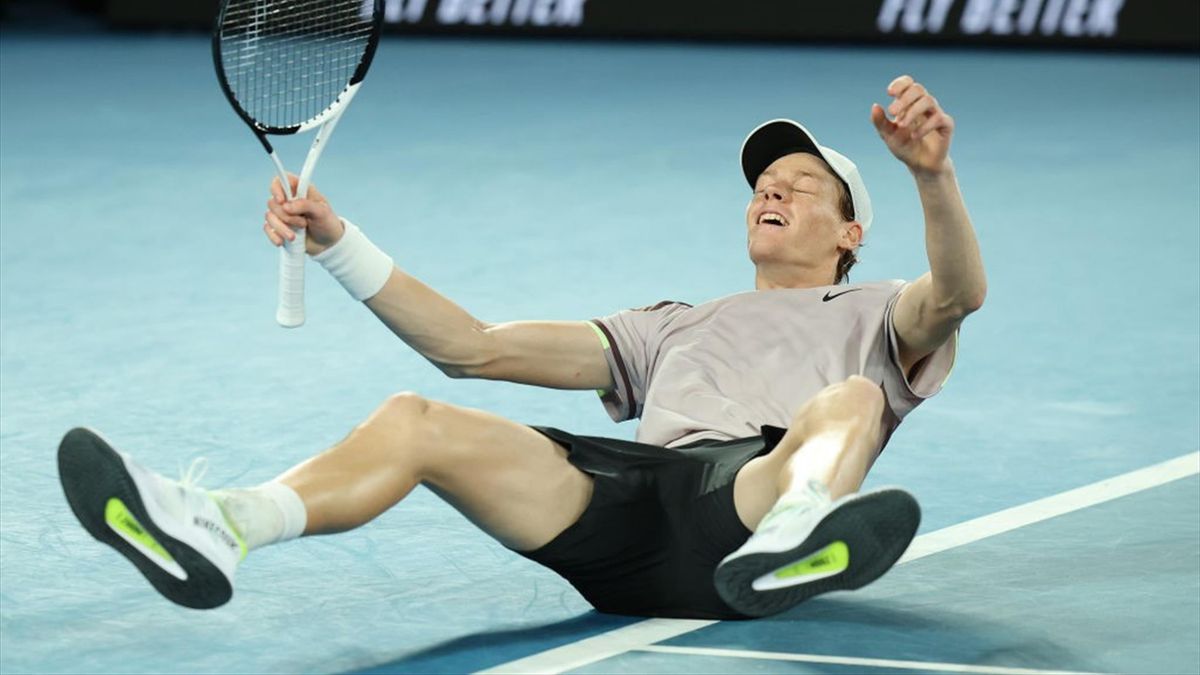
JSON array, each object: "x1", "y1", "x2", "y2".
[{"x1": 822, "y1": 288, "x2": 862, "y2": 302}]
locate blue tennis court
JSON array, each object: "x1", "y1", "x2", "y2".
[{"x1": 1, "y1": 20, "x2": 1197, "y2": 675}]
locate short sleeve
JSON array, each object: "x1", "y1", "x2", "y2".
[
  {"x1": 590, "y1": 301, "x2": 691, "y2": 422},
  {"x1": 880, "y1": 284, "x2": 958, "y2": 419}
]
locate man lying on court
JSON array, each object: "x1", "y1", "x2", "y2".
[{"x1": 59, "y1": 75, "x2": 986, "y2": 619}]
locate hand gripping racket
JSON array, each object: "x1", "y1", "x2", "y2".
[{"x1": 214, "y1": 0, "x2": 383, "y2": 327}]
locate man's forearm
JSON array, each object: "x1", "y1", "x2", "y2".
[
  {"x1": 364, "y1": 269, "x2": 491, "y2": 377},
  {"x1": 913, "y1": 162, "x2": 987, "y2": 314}
]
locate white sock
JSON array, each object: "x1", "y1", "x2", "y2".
[
  {"x1": 213, "y1": 482, "x2": 308, "y2": 551},
  {"x1": 775, "y1": 478, "x2": 833, "y2": 512}
]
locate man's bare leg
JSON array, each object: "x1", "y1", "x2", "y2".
[
  {"x1": 716, "y1": 376, "x2": 919, "y2": 617},
  {"x1": 57, "y1": 393, "x2": 592, "y2": 609},
  {"x1": 733, "y1": 375, "x2": 885, "y2": 530},
  {"x1": 271, "y1": 392, "x2": 593, "y2": 551}
]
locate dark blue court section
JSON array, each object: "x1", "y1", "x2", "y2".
[{"x1": 1, "y1": 29, "x2": 1197, "y2": 674}]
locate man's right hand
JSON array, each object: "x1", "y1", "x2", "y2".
[{"x1": 264, "y1": 175, "x2": 345, "y2": 256}]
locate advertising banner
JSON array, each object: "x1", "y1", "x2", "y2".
[
  {"x1": 381, "y1": 0, "x2": 1199, "y2": 49},
  {"x1": 105, "y1": 0, "x2": 1199, "y2": 50}
]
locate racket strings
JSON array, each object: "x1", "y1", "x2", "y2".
[{"x1": 218, "y1": 0, "x2": 375, "y2": 129}]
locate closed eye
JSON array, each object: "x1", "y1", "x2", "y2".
[{"x1": 754, "y1": 187, "x2": 810, "y2": 196}]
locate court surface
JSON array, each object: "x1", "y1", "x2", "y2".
[{"x1": 1, "y1": 30, "x2": 1197, "y2": 674}]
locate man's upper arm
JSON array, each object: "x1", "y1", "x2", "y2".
[
  {"x1": 891, "y1": 272, "x2": 969, "y2": 376},
  {"x1": 471, "y1": 320, "x2": 614, "y2": 391}
]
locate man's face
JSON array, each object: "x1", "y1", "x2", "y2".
[{"x1": 745, "y1": 152, "x2": 855, "y2": 271}]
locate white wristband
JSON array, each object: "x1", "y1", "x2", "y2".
[{"x1": 312, "y1": 218, "x2": 394, "y2": 301}]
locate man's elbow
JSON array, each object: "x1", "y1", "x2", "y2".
[
  {"x1": 436, "y1": 363, "x2": 475, "y2": 379},
  {"x1": 934, "y1": 282, "x2": 986, "y2": 321},
  {"x1": 431, "y1": 356, "x2": 490, "y2": 380},
  {"x1": 432, "y1": 322, "x2": 497, "y2": 380},
  {"x1": 951, "y1": 283, "x2": 987, "y2": 318}
]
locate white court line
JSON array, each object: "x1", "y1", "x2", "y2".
[
  {"x1": 638, "y1": 645, "x2": 1104, "y2": 675},
  {"x1": 898, "y1": 451, "x2": 1200, "y2": 565},
  {"x1": 478, "y1": 452, "x2": 1199, "y2": 675}
]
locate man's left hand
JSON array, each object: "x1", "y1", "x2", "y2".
[{"x1": 871, "y1": 75, "x2": 954, "y2": 176}]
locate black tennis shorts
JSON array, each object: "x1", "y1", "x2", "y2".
[{"x1": 516, "y1": 425, "x2": 789, "y2": 620}]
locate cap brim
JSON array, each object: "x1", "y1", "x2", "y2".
[{"x1": 740, "y1": 119, "x2": 822, "y2": 188}]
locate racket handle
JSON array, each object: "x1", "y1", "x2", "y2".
[
  {"x1": 276, "y1": 231, "x2": 306, "y2": 327},
  {"x1": 266, "y1": 85, "x2": 356, "y2": 329},
  {"x1": 269, "y1": 149, "x2": 305, "y2": 328}
]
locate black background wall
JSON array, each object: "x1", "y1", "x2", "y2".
[{"x1": 27, "y1": 0, "x2": 1200, "y2": 50}]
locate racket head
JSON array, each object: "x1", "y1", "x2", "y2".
[{"x1": 212, "y1": 0, "x2": 384, "y2": 137}]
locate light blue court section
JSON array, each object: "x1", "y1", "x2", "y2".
[{"x1": 1, "y1": 30, "x2": 1198, "y2": 674}]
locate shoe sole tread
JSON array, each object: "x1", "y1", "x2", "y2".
[
  {"x1": 57, "y1": 428, "x2": 232, "y2": 609},
  {"x1": 714, "y1": 488, "x2": 920, "y2": 617}
]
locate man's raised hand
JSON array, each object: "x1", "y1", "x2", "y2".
[
  {"x1": 870, "y1": 75, "x2": 954, "y2": 176},
  {"x1": 264, "y1": 175, "x2": 345, "y2": 255}
]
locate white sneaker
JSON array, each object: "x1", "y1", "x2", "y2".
[
  {"x1": 714, "y1": 488, "x2": 920, "y2": 617},
  {"x1": 58, "y1": 428, "x2": 246, "y2": 609}
]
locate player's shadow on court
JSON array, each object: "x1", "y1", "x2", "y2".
[
  {"x1": 351, "y1": 611, "x2": 632, "y2": 674},
  {"x1": 753, "y1": 597, "x2": 1094, "y2": 672},
  {"x1": 352, "y1": 597, "x2": 1094, "y2": 674}
]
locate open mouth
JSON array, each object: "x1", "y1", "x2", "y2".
[{"x1": 757, "y1": 211, "x2": 789, "y2": 227}]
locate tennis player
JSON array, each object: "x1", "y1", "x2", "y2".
[{"x1": 59, "y1": 75, "x2": 985, "y2": 619}]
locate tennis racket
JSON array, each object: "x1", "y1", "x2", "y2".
[{"x1": 213, "y1": 0, "x2": 384, "y2": 328}]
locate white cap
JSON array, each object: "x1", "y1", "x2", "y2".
[{"x1": 740, "y1": 119, "x2": 873, "y2": 233}]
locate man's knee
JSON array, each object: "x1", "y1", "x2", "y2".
[
  {"x1": 791, "y1": 376, "x2": 885, "y2": 428},
  {"x1": 364, "y1": 391, "x2": 450, "y2": 453},
  {"x1": 372, "y1": 391, "x2": 432, "y2": 428},
  {"x1": 838, "y1": 375, "x2": 885, "y2": 412},
  {"x1": 367, "y1": 393, "x2": 484, "y2": 468}
]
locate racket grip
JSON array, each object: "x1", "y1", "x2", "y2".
[{"x1": 276, "y1": 229, "x2": 306, "y2": 327}]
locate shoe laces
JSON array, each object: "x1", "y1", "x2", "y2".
[
  {"x1": 176, "y1": 457, "x2": 210, "y2": 490},
  {"x1": 759, "y1": 487, "x2": 828, "y2": 534}
]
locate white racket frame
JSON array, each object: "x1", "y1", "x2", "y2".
[{"x1": 269, "y1": 82, "x2": 362, "y2": 328}]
